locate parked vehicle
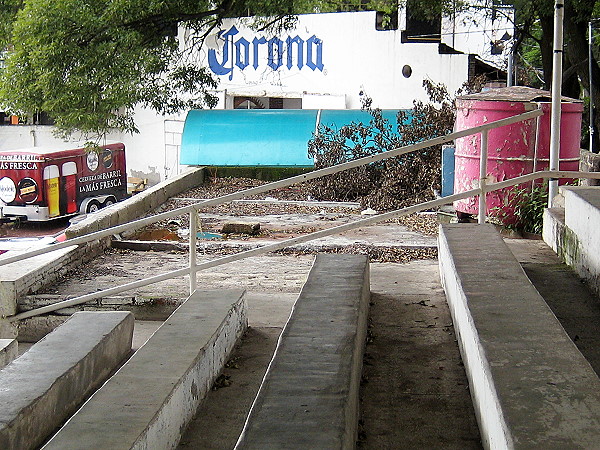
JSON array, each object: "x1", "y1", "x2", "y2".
[{"x1": 0, "y1": 143, "x2": 127, "y2": 221}]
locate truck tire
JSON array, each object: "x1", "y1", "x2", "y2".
[{"x1": 86, "y1": 200, "x2": 101, "y2": 213}]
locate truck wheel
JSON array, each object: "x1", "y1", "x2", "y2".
[
  {"x1": 86, "y1": 200, "x2": 101, "y2": 213},
  {"x1": 103, "y1": 197, "x2": 116, "y2": 207}
]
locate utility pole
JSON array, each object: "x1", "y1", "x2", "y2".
[{"x1": 549, "y1": 0, "x2": 564, "y2": 207}]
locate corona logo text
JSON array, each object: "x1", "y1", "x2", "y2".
[{"x1": 208, "y1": 26, "x2": 324, "y2": 80}]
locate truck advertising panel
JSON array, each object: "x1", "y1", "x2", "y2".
[{"x1": 0, "y1": 143, "x2": 127, "y2": 221}]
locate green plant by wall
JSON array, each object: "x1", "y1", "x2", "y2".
[{"x1": 491, "y1": 182, "x2": 549, "y2": 235}]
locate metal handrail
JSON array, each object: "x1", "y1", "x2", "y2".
[
  {"x1": 0, "y1": 108, "x2": 543, "y2": 267},
  {"x1": 4, "y1": 108, "x2": 553, "y2": 322}
]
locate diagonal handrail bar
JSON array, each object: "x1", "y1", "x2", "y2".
[
  {"x1": 10, "y1": 168, "x2": 600, "y2": 322},
  {"x1": 0, "y1": 108, "x2": 543, "y2": 267},
  {"x1": 6, "y1": 187, "x2": 483, "y2": 322}
]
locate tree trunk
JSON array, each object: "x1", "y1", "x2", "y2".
[{"x1": 563, "y1": 0, "x2": 600, "y2": 151}]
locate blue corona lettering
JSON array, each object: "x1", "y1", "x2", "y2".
[{"x1": 208, "y1": 26, "x2": 324, "y2": 79}]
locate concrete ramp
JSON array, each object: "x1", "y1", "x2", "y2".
[
  {"x1": 44, "y1": 289, "x2": 247, "y2": 450},
  {"x1": 0, "y1": 311, "x2": 133, "y2": 450},
  {"x1": 439, "y1": 223, "x2": 600, "y2": 448},
  {"x1": 236, "y1": 254, "x2": 370, "y2": 449}
]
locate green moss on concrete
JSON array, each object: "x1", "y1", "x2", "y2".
[{"x1": 558, "y1": 226, "x2": 581, "y2": 267}]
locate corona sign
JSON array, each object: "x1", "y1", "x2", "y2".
[{"x1": 208, "y1": 25, "x2": 324, "y2": 80}]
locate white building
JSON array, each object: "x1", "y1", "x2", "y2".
[{"x1": 0, "y1": 3, "x2": 513, "y2": 183}]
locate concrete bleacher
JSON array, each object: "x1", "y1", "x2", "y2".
[
  {"x1": 439, "y1": 223, "x2": 600, "y2": 448},
  {"x1": 0, "y1": 311, "x2": 133, "y2": 450},
  {"x1": 44, "y1": 289, "x2": 247, "y2": 450},
  {"x1": 235, "y1": 254, "x2": 370, "y2": 449},
  {"x1": 544, "y1": 186, "x2": 600, "y2": 297}
]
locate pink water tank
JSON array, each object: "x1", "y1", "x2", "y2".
[{"x1": 453, "y1": 86, "x2": 583, "y2": 222}]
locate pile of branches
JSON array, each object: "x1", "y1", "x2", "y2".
[{"x1": 307, "y1": 77, "x2": 485, "y2": 211}]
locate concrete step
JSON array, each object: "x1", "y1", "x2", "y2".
[
  {"x1": 0, "y1": 338, "x2": 17, "y2": 369},
  {"x1": 439, "y1": 223, "x2": 600, "y2": 448},
  {"x1": 235, "y1": 254, "x2": 370, "y2": 449},
  {"x1": 544, "y1": 186, "x2": 600, "y2": 297},
  {"x1": 0, "y1": 311, "x2": 133, "y2": 450},
  {"x1": 43, "y1": 289, "x2": 247, "y2": 450},
  {"x1": 0, "y1": 245, "x2": 86, "y2": 335}
]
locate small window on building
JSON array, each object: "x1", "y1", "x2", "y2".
[
  {"x1": 33, "y1": 111, "x2": 55, "y2": 125},
  {"x1": 233, "y1": 96, "x2": 302, "y2": 109},
  {"x1": 269, "y1": 98, "x2": 284, "y2": 109},
  {"x1": 234, "y1": 97, "x2": 267, "y2": 109},
  {"x1": 376, "y1": 10, "x2": 398, "y2": 31}
]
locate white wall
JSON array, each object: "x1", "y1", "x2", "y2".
[
  {"x1": 193, "y1": 11, "x2": 473, "y2": 110},
  {"x1": 0, "y1": 8, "x2": 510, "y2": 182}
]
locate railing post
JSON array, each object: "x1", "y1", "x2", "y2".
[
  {"x1": 189, "y1": 209, "x2": 198, "y2": 294},
  {"x1": 478, "y1": 129, "x2": 489, "y2": 224}
]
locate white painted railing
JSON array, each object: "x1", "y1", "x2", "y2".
[{"x1": 7, "y1": 107, "x2": 596, "y2": 322}]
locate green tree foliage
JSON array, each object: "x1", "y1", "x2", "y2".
[
  {"x1": 0, "y1": 0, "x2": 397, "y2": 138},
  {"x1": 0, "y1": 0, "x2": 318, "y2": 137}
]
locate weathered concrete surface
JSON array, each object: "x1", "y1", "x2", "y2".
[
  {"x1": 0, "y1": 245, "x2": 79, "y2": 321},
  {"x1": 180, "y1": 261, "x2": 482, "y2": 450},
  {"x1": 553, "y1": 186, "x2": 600, "y2": 296},
  {"x1": 236, "y1": 254, "x2": 370, "y2": 449},
  {"x1": 0, "y1": 311, "x2": 133, "y2": 450},
  {"x1": 0, "y1": 338, "x2": 17, "y2": 369},
  {"x1": 439, "y1": 223, "x2": 600, "y2": 449},
  {"x1": 541, "y1": 207, "x2": 565, "y2": 257},
  {"x1": 65, "y1": 167, "x2": 204, "y2": 239},
  {"x1": 44, "y1": 289, "x2": 247, "y2": 450},
  {"x1": 506, "y1": 238, "x2": 600, "y2": 377}
]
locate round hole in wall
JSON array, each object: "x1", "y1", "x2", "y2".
[{"x1": 402, "y1": 65, "x2": 412, "y2": 78}]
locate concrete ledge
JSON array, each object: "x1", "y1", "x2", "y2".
[
  {"x1": 552, "y1": 186, "x2": 600, "y2": 296},
  {"x1": 0, "y1": 245, "x2": 81, "y2": 320},
  {"x1": 44, "y1": 289, "x2": 247, "y2": 450},
  {"x1": 65, "y1": 167, "x2": 204, "y2": 239},
  {"x1": 439, "y1": 223, "x2": 600, "y2": 448},
  {"x1": 0, "y1": 311, "x2": 133, "y2": 450},
  {"x1": 236, "y1": 254, "x2": 370, "y2": 449},
  {"x1": 0, "y1": 338, "x2": 17, "y2": 369},
  {"x1": 541, "y1": 207, "x2": 565, "y2": 256}
]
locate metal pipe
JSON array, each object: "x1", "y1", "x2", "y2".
[
  {"x1": 0, "y1": 109, "x2": 544, "y2": 267},
  {"x1": 478, "y1": 130, "x2": 489, "y2": 224},
  {"x1": 590, "y1": 20, "x2": 595, "y2": 153},
  {"x1": 507, "y1": 47, "x2": 514, "y2": 87},
  {"x1": 189, "y1": 210, "x2": 198, "y2": 294},
  {"x1": 7, "y1": 189, "x2": 481, "y2": 322},
  {"x1": 11, "y1": 168, "x2": 600, "y2": 322},
  {"x1": 549, "y1": 0, "x2": 564, "y2": 206}
]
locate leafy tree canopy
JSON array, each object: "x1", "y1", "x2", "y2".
[{"x1": 0, "y1": 0, "x2": 399, "y2": 138}]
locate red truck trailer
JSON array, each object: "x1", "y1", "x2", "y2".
[{"x1": 0, "y1": 143, "x2": 127, "y2": 221}]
